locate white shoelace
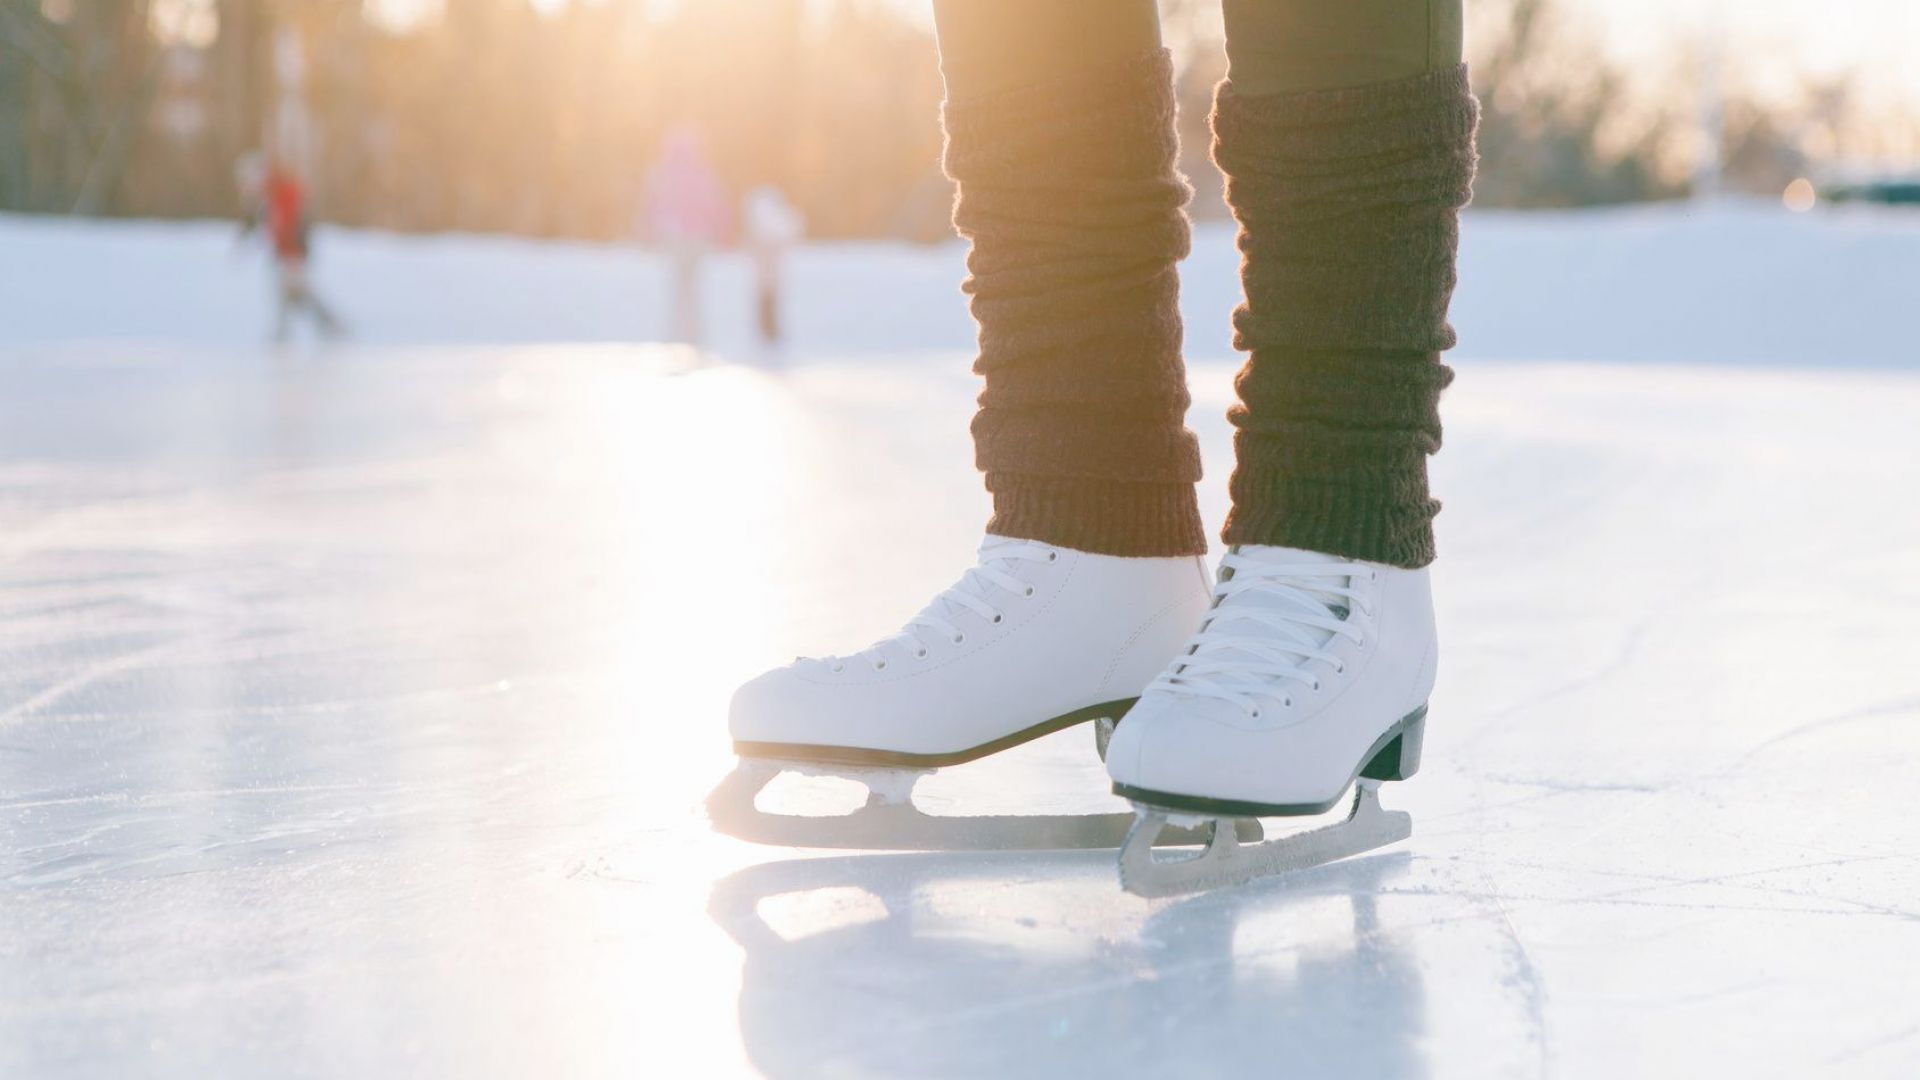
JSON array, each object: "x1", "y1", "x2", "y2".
[
  {"x1": 1149, "y1": 550, "x2": 1377, "y2": 718},
  {"x1": 814, "y1": 538, "x2": 1057, "y2": 673}
]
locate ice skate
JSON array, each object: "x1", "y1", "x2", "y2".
[
  {"x1": 708, "y1": 535, "x2": 1258, "y2": 850},
  {"x1": 1104, "y1": 545, "x2": 1435, "y2": 896}
]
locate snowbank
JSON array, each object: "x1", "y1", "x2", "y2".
[{"x1": 2, "y1": 201, "x2": 1915, "y2": 368}]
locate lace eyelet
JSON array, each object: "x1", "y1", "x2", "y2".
[
  {"x1": 1335, "y1": 662, "x2": 1346, "y2": 674},
  {"x1": 829, "y1": 664, "x2": 845, "y2": 675},
  {"x1": 1250, "y1": 709, "x2": 1261, "y2": 719},
  {"x1": 1283, "y1": 697, "x2": 1293, "y2": 708},
  {"x1": 991, "y1": 614, "x2": 1003, "y2": 624},
  {"x1": 952, "y1": 634, "x2": 965, "y2": 645},
  {"x1": 1046, "y1": 552, "x2": 1058, "y2": 563},
  {"x1": 873, "y1": 660, "x2": 887, "y2": 671},
  {"x1": 914, "y1": 648, "x2": 928, "y2": 659},
  {"x1": 1311, "y1": 680, "x2": 1322, "y2": 691},
  {"x1": 1024, "y1": 587, "x2": 1035, "y2": 597}
]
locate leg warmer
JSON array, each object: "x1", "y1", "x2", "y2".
[
  {"x1": 942, "y1": 50, "x2": 1206, "y2": 557},
  {"x1": 1213, "y1": 65, "x2": 1478, "y2": 567}
]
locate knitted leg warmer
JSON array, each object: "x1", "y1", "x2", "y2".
[
  {"x1": 942, "y1": 50, "x2": 1206, "y2": 558},
  {"x1": 1213, "y1": 65, "x2": 1479, "y2": 568}
]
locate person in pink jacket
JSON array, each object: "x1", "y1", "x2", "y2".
[{"x1": 643, "y1": 127, "x2": 732, "y2": 347}]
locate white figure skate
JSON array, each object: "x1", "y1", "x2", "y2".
[
  {"x1": 709, "y1": 535, "x2": 1256, "y2": 850},
  {"x1": 1104, "y1": 545, "x2": 1436, "y2": 896}
]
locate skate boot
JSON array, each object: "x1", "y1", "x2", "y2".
[
  {"x1": 1104, "y1": 545, "x2": 1436, "y2": 896},
  {"x1": 708, "y1": 535, "x2": 1253, "y2": 850}
]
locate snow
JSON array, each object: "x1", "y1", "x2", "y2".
[
  {"x1": 2, "y1": 205, "x2": 1919, "y2": 1078},
  {"x1": 6, "y1": 199, "x2": 1920, "y2": 366}
]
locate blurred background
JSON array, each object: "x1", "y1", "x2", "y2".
[{"x1": 4, "y1": 0, "x2": 1918, "y2": 238}]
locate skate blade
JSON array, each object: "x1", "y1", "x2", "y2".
[
  {"x1": 1117, "y1": 779, "x2": 1411, "y2": 898},
  {"x1": 706, "y1": 759, "x2": 1263, "y2": 852}
]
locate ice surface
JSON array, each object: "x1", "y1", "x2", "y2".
[{"x1": 4, "y1": 210, "x2": 1920, "y2": 1078}]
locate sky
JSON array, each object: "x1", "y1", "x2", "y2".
[{"x1": 1589, "y1": 0, "x2": 1919, "y2": 103}]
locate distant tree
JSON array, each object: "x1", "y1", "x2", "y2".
[
  {"x1": 1468, "y1": 0, "x2": 1683, "y2": 206},
  {"x1": 0, "y1": 0, "x2": 166, "y2": 214},
  {"x1": 1150, "y1": 0, "x2": 1688, "y2": 212},
  {"x1": 2, "y1": 0, "x2": 1902, "y2": 231}
]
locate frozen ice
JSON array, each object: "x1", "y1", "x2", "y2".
[{"x1": 3, "y1": 208, "x2": 1920, "y2": 1078}]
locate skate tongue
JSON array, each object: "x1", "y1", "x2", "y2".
[
  {"x1": 1218, "y1": 545, "x2": 1357, "y2": 648},
  {"x1": 1236, "y1": 541, "x2": 1359, "y2": 611},
  {"x1": 811, "y1": 537, "x2": 1037, "y2": 666},
  {"x1": 978, "y1": 533, "x2": 1029, "y2": 558},
  {"x1": 903, "y1": 534, "x2": 1041, "y2": 635}
]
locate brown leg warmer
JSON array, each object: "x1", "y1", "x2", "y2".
[
  {"x1": 1213, "y1": 66, "x2": 1479, "y2": 567},
  {"x1": 941, "y1": 51, "x2": 1207, "y2": 558}
]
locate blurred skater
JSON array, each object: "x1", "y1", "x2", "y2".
[
  {"x1": 643, "y1": 127, "x2": 731, "y2": 347},
  {"x1": 741, "y1": 185, "x2": 804, "y2": 346},
  {"x1": 238, "y1": 152, "x2": 344, "y2": 343}
]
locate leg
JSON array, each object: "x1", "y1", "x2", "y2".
[
  {"x1": 1223, "y1": 0, "x2": 1463, "y2": 96},
  {"x1": 755, "y1": 256, "x2": 781, "y2": 345},
  {"x1": 757, "y1": 282, "x2": 777, "y2": 344},
  {"x1": 717, "y1": 3, "x2": 1224, "y2": 850},
  {"x1": 1104, "y1": 2, "x2": 1478, "y2": 893},
  {"x1": 273, "y1": 261, "x2": 298, "y2": 342},
  {"x1": 307, "y1": 288, "x2": 345, "y2": 339},
  {"x1": 935, "y1": 0, "x2": 1204, "y2": 557},
  {"x1": 1217, "y1": 0, "x2": 1475, "y2": 567},
  {"x1": 932, "y1": 0, "x2": 1162, "y2": 100},
  {"x1": 669, "y1": 244, "x2": 702, "y2": 346}
]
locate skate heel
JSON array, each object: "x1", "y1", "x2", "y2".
[{"x1": 1358, "y1": 707, "x2": 1427, "y2": 782}]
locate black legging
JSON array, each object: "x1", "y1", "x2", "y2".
[
  {"x1": 932, "y1": 1, "x2": 1476, "y2": 567},
  {"x1": 935, "y1": 0, "x2": 1462, "y2": 98}
]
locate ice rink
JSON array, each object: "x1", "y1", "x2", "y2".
[{"x1": 4, "y1": 208, "x2": 1920, "y2": 1077}]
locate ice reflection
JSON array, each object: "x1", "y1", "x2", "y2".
[{"x1": 709, "y1": 853, "x2": 1429, "y2": 1079}]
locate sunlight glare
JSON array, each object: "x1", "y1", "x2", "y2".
[{"x1": 1782, "y1": 177, "x2": 1817, "y2": 212}]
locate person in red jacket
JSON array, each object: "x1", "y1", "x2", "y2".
[{"x1": 240, "y1": 153, "x2": 344, "y2": 342}]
